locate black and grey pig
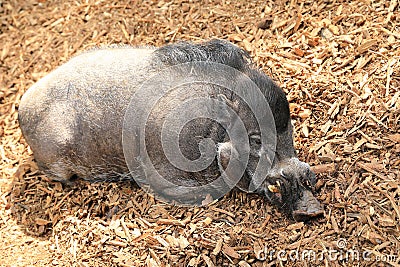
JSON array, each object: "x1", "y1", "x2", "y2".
[{"x1": 18, "y1": 39, "x2": 323, "y2": 221}]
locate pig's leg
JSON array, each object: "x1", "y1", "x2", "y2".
[
  {"x1": 32, "y1": 136, "x2": 77, "y2": 184},
  {"x1": 144, "y1": 163, "x2": 227, "y2": 206},
  {"x1": 37, "y1": 159, "x2": 75, "y2": 184},
  {"x1": 24, "y1": 103, "x2": 78, "y2": 184}
]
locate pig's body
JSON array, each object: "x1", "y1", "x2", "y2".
[
  {"x1": 19, "y1": 40, "x2": 323, "y2": 220},
  {"x1": 20, "y1": 47, "x2": 155, "y2": 181}
]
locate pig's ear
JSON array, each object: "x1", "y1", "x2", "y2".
[{"x1": 216, "y1": 94, "x2": 239, "y2": 129}]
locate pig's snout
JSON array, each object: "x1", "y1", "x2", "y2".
[
  {"x1": 292, "y1": 190, "x2": 324, "y2": 221},
  {"x1": 261, "y1": 158, "x2": 324, "y2": 221}
]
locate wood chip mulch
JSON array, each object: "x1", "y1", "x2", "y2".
[{"x1": 0, "y1": 0, "x2": 399, "y2": 266}]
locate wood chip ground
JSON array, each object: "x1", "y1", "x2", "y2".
[{"x1": 0, "y1": 0, "x2": 399, "y2": 266}]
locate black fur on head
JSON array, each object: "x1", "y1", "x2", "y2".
[{"x1": 153, "y1": 39, "x2": 252, "y2": 71}]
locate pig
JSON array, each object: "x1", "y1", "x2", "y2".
[{"x1": 18, "y1": 39, "x2": 323, "y2": 221}]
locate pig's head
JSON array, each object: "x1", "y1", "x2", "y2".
[{"x1": 215, "y1": 70, "x2": 323, "y2": 221}]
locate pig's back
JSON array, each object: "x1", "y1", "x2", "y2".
[
  {"x1": 18, "y1": 46, "x2": 157, "y2": 181},
  {"x1": 20, "y1": 46, "x2": 155, "y2": 120}
]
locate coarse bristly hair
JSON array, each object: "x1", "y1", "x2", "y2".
[
  {"x1": 153, "y1": 39, "x2": 253, "y2": 72},
  {"x1": 153, "y1": 39, "x2": 290, "y2": 134}
]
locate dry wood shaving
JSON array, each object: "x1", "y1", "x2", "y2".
[{"x1": 0, "y1": 0, "x2": 399, "y2": 266}]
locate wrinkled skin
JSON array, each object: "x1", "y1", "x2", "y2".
[{"x1": 18, "y1": 40, "x2": 323, "y2": 221}]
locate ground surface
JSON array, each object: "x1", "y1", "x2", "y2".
[{"x1": 0, "y1": 0, "x2": 399, "y2": 266}]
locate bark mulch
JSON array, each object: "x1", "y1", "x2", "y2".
[{"x1": 0, "y1": 0, "x2": 399, "y2": 266}]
